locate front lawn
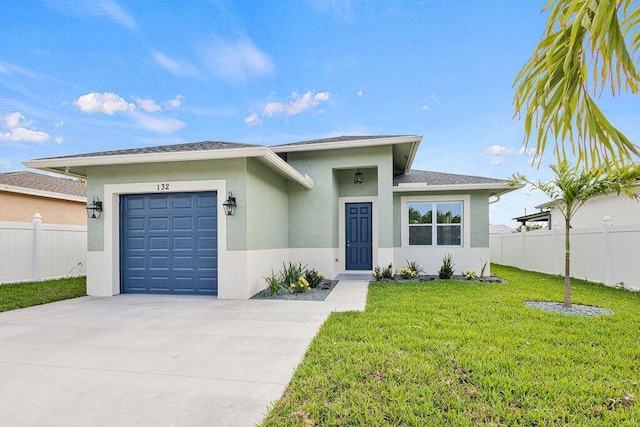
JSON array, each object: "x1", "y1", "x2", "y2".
[
  {"x1": 0, "y1": 276, "x2": 86, "y2": 313},
  {"x1": 262, "y1": 265, "x2": 640, "y2": 426}
]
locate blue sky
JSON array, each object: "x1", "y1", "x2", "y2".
[{"x1": 1, "y1": 1, "x2": 638, "y2": 226}]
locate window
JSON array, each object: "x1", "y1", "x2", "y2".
[{"x1": 408, "y1": 201, "x2": 462, "y2": 246}]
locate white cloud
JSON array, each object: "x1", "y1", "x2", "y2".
[
  {"x1": 481, "y1": 144, "x2": 540, "y2": 166},
  {"x1": 200, "y1": 36, "x2": 274, "y2": 84},
  {"x1": 55, "y1": 136, "x2": 64, "y2": 144},
  {"x1": 136, "y1": 98, "x2": 161, "y2": 113},
  {"x1": 96, "y1": 0, "x2": 136, "y2": 29},
  {"x1": 420, "y1": 104, "x2": 429, "y2": 111},
  {"x1": 75, "y1": 92, "x2": 136, "y2": 115},
  {"x1": 244, "y1": 113, "x2": 262, "y2": 127},
  {"x1": 152, "y1": 51, "x2": 198, "y2": 77},
  {"x1": 263, "y1": 91, "x2": 331, "y2": 118},
  {"x1": 0, "y1": 112, "x2": 50, "y2": 143},
  {"x1": 357, "y1": 90, "x2": 363, "y2": 96},
  {"x1": 131, "y1": 112, "x2": 185, "y2": 133},
  {"x1": 51, "y1": 0, "x2": 137, "y2": 30},
  {"x1": 165, "y1": 94, "x2": 185, "y2": 110}
]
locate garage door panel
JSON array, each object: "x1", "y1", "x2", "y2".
[
  {"x1": 121, "y1": 192, "x2": 217, "y2": 295},
  {"x1": 173, "y1": 217, "x2": 193, "y2": 230}
]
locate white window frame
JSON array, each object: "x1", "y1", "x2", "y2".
[{"x1": 401, "y1": 195, "x2": 470, "y2": 248}]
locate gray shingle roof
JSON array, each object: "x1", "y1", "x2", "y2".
[
  {"x1": 37, "y1": 140, "x2": 260, "y2": 160},
  {"x1": 272, "y1": 135, "x2": 412, "y2": 147},
  {"x1": 394, "y1": 170, "x2": 507, "y2": 186},
  {"x1": 0, "y1": 172, "x2": 86, "y2": 197}
]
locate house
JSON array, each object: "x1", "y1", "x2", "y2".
[
  {"x1": 517, "y1": 190, "x2": 640, "y2": 230},
  {"x1": 489, "y1": 224, "x2": 515, "y2": 234},
  {"x1": 24, "y1": 135, "x2": 519, "y2": 299},
  {"x1": 0, "y1": 171, "x2": 87, "y2": 225}
]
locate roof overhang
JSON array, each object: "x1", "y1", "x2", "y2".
[
  {"x1": 271, "y1": 135, "x2": 422, "y2": 174},
  {"x1": 24, "y1": 146, "x2": 314, "y2": 190},
  {"x1": 393, "y1": 182, "x2": 523, "y2": 197},
  {"x1": 0, "y1": 183, "x2": 86, "y2": 202}
]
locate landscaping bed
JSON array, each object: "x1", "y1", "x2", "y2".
[{"x1": 251, "y1": 280, "x2": 338, "y2": 301}]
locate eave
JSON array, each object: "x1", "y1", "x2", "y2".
[
  {"x1": 393, "y1": 182, "x2": 523, "y2": 196},
  {"x1": 24, "y1": 146, "x2": 314, "y2": 190},
  {"x1": 0, "y1": 184, "x2": 86, "y2": 203}
]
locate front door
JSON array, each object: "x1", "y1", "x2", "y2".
[{"x1": 345, "y1": 202, "x2": 372, "y2": 270}]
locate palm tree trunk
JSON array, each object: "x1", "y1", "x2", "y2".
[{"x1": 564, "y1": 217, "x2": 571, "y2": 308}]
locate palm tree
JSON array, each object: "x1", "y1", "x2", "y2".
[
  {"x1": 512, "y1": 161, "x2": 640, "y2": 308},
  {"x1": 514, "y1": 0, "x2": 640, "y2": 171}
]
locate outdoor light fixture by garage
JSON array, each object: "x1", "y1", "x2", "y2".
[
  {"x1": 354, "y1": 169, "x2": 364, "y2": 184},
  {"x1": 223, "y1": 191, "x2": 237, "y2": 216},
  {"x1": 86, "y1": 196, "x2": 103, "y2": 219}
]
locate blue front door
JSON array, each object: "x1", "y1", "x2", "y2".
[
  {"x1": 120, "y1": 192, "x2": 218, "y2": 295},
  {"x1": 345, "y1": 202, "x2": 372, "y2": 270}
]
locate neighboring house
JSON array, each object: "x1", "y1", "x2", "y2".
[
  {"x1": 25, "y1": 135, "x2": 519, "y2": 299},
  {"x1": 489, "y1": 224, "x2": 515, "y2": 234},
  {"x1": 518, "y1": 190, "x2": 640, "y2": 230},
  {"x1": 0, "y1": 171, "x2": 87, "y2": 225}
]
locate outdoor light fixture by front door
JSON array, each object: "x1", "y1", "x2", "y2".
[
  {"x1": 354, "y1": 169, "x2": 364, "y2": 184},
  {"x1": 86, "y1": 196, "x2": 103, "y2": 219},
  {"x1": 223, "y1": 191, "x2": 237, "y2": 216}
]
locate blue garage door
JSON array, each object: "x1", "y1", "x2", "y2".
[{"x1": 120, "y1": 192, "x2": 218, "y2": 295}]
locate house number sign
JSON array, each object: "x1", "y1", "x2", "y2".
[{"x1": 156, "y1": 183, "x2": 170, "y2": 191}]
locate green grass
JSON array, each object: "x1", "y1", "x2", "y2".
[
  {"x1": 0, "y1": 276, "x2": 86, "y2": 312},
  {"x1": 262, "y1": 265, "x2": 640, "y2": 426}
]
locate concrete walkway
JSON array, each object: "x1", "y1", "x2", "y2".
[{"x1": 0, "y1": 279, "x2": 369, "y2": 427}]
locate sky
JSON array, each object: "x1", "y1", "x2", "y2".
[{"x1": 1, "y1": 1, "x2": 638, "y2": 227}]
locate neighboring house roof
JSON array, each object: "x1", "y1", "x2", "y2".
[
  {"x1": 0, "y1": 171, "x2": 86, "y2": 202},
  {"x1": 490, "y1": 224, "x2": 515, "y2": 234},
  {"x1": 393, "y1": 169, "x2": 518, "y2": 196},
  {"x1": 512, "y1": 210, "x2": 551, "y2": 227}
]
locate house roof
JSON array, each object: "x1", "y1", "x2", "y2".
[
  {"x1": 393, "y1": 169, "x2": 519, "y2": 196},
  {"x1": 40, "y1": 140, "x2": 259, "y2": 160},
  {"x1": 394, "y1": 170, "x2": 506, "y2": 186},
  {"x1": 0, "y1": 171, "x2": 86, "y2": 202},
  {"x1": 272, "y1": 135, "x2": 409, "y2": 147}
]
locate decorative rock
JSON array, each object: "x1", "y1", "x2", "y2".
[{"x1": 523, "y1": 301, "x2": 613, "y2": 316}]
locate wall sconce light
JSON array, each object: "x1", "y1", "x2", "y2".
[
  {"x1": 354, "y1": 169, "x2": 364, "y2": 184},
  {"x1": 86, "y1": 196, "x2": 103, "y2": 219},
  {"x1": 223, "y1": 191, "x2": 237, "y2": 216}
]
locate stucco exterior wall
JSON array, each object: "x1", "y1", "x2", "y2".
[
  {"x1": 0, "y1": 192, "x2": 86, "y2": 225},
  {"x1": 86, "y1": 159, "x2": 248, "y2": 252},
  {"x1": 286, "y1": 145, "x2": 393, "y2": 250}
]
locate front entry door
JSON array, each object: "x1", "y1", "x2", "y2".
[{"x1": 345, "y1": 202, "x2": 372, "y2": 270}]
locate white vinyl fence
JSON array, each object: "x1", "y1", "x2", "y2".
[
  {"x1": 490, "y1": 223, "x2": 640, "y2": 291},
  {"x1": 0, "y1": 214, "x2": 87, "y2": 284}
]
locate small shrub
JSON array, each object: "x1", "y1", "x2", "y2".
[
  {"x1": 461, "y1": 270, "x2": 478, "y2": 280},
  {"x1": 372, "y1": 266, "x2": 383, "y2": 281},
  {"x1": 289, "y1": 276, "x2": 310, "y2": 293},
  {"x1": 279, "y1": 261, "x2": 307, "y2": 287},
  {"x1": 480, "y1": 260, "x2": 488, "y2": 277},
  {"x1": 382, "y1": 264, "x2": 394, "y2": 280},
  {"x1": 398, "y1": 267, "x2": 417, "y2": 280},
  {"x1": 264, "y1": 270, "x2": 283, "y2": 296},
  {"x1": 304, "y1": 269, "x2": 324, "y2": 288},
  {"x1": 438, "y1": 254, "x2": 455, "y2": 279},
  {"x1": 405, "y1": 260, "x2": 424, "y2": 275}
]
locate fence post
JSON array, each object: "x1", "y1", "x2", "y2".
[
  {"x1": 603, "y1": 215, "x2": 613, "y2": 286},
  {"x1": 32, "y1": 213, "x2": 42, "y2": 282},
  {"x1": 552, "y1": 221, "x2": 559, "y2": 275},
  {"x1": 521, "y1": 226, "x2": 526, "y2": 269}
]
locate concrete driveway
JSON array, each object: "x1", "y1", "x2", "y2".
[{"x1": 0, "y1": 280, "x2": 367, "y2": 426}]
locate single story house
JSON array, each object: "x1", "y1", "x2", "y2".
[
  {"x1": 24, "y1": 135, "x2": 519, "y2": 299},
  {"x1": 0, "y1": 171, "x2": 87, "y2": 225},
  {"x1": 515, "y1": 188, "x2": 640, "y2": 231}
]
